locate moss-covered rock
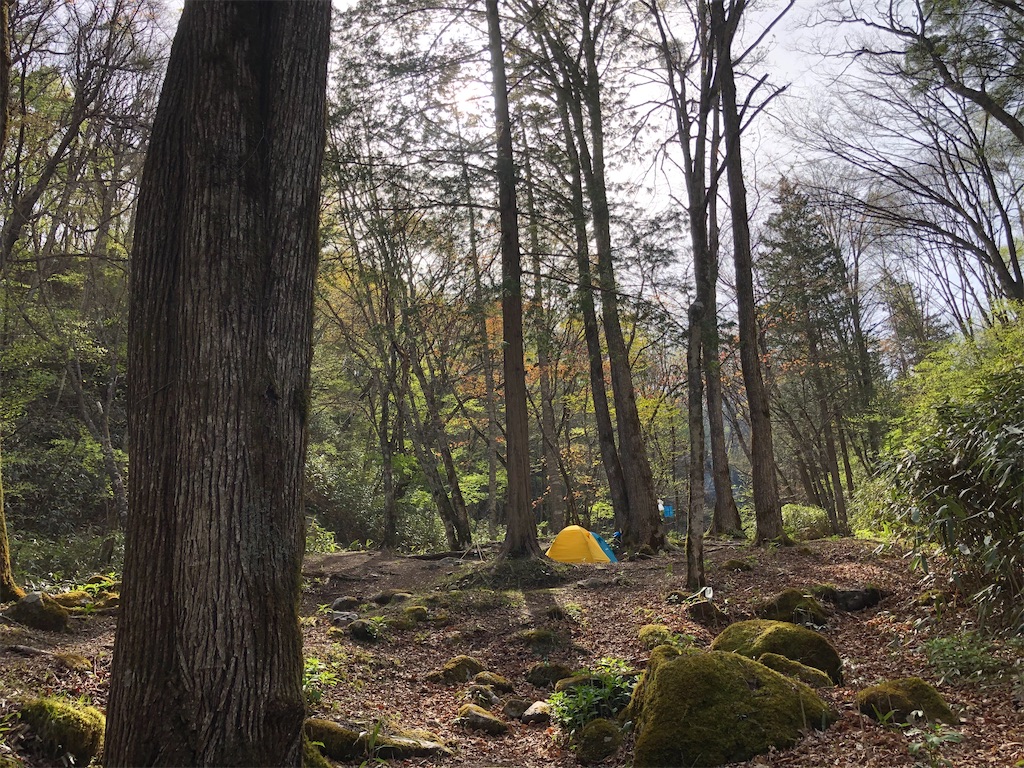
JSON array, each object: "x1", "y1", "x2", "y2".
[
  {"x1": 304, "y1": 718, "x2": 451, "y2": 761},
  {"x1": 403, "y1": 605, "x2": 429, "y2": 622},
  {"x1": 465, "y1": 684, "x2": 499, "y2": 708},
  {"x1": 811, "y1": 585, "x2": 883, "y2": 612},
  {"x1": 755, "y1": 589, "x2": 829, "y2": 626},
  {"x1": 516, "y1": 627, "x2": 562, "y2": 650},
  {"x1": 526, "y1": 661, "x2": 573, "y2": 688},
  {"x1": 628, "y1": 647, "x2": 835, "y2": 767},
  {"x1": 856, "y1": 677, "x2": 956, "y2": 724},
  {"x1": 502, "y1": 697, "x2": 531, "y2": 720},
  {"x1": 54, "y1": 653, "x2": 92, "y2": 673},
  {"x1": 20, "y1": 697, "x2": 105, "y2": 764},
  {"x1": 575, "y1": 718, "x2": 622, "y2": 764},
  {"x1": 4, "y1": 593, "x2": 69, "y2": 633},
  {"x1": 474, "y1": 671, "x2": 514, "y2": 692},
  {"x1": 554, "y1": 674, "x2": 602, "y2": 692},
  {"x1": 638, "y1": 624, "x2": 674, "y2": 649},
  {"x1": 429, "y1": 654, "x2": 486, "y2": 684},
  {"x1": 757, "y1": 653, "x2": 834, "y2": 688},
  {"x1": 710, "y1": 620, "x2": 843, "y2": 684},
  {"x1": 348, "y1": 618, "x2": 383, "y2": 642},
  {"x1": 455, "y1": 704, "x2": 508, "y2": 735}
]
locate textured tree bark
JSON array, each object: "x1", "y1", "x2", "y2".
[
  {"x1": 712, "y1": 0, "x2": 787, "y2": 545},
  {"x1": 487, "y1": 0, "x2": 540, "y2": 558},
  {"x1": 105, "y1": 2, "x2": 330, "y2": 765}
]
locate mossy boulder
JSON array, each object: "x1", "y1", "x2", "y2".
[
  {"x1": 348, "y1": 618, "x2": 382, "y2": 642},
  {"x1": 554, "y1": 674, "x2": 602, "y2": 692},
  {"x1": 516, "y1": 627, "x2": 562, "y2": 650},
  {"x1": 755, "y1": 589, "x2": 829, "y2": 626},
  {"x1": 4, "y1": 593, "x2": 69, "y2": 632},
  {"x1": 526, "y1": 661, "x2": 573, "y2": 688},
  {"x1": 20, "y1": 697, "x2": 105, "y2": 764},
  {"x1": 302, "y1": 734, "x2": 332, "y2": 768},
  {"x1": 575, "y1": 718, "x2": 622, "y2": 764},
  {"x1": 474, "y1": 671, "x2": 514, "y2": 693},
  {"x1": 55, "y1": 653, "x2": 93, "y2": 673},
  {"x1": 403, "y1": 605, "x2": 429, "y2": 622},
  {"x1": 304, "y1": 718, "x2": 450, "y2": 761},
  {"x1": 627, "y1": 646, "x2": 835, "y2": 767},
  {"x1": 812, "y1": 585, "x2": 883, "y2": 612},
  {"x1": 455, "y1": 704, "x2": 508, "y2": 735},
  {"x1": 639, "y1": 624, "x2": 675, "y2": 649},
  {"x1": 757, "y1": 653, "x2": 834, "y2": 688},
  {"x1": 428, "y1": 655, "x2": 486, "y2": 684},
  {"x1": 856, "y1": 677, "x2": 956, "y2": 724},
  {"x1": 465, "y1": 684, "x2": 499, "y2": 708},
  {"x1": 710, "y1": 620, "x2": 843, "y2": 684}
]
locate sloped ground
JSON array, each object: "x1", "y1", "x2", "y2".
[{"x1": 2, "y1": 538, "x2": 1022, "y2": 767}]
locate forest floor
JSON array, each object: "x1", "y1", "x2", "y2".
[{"x1": 1, "y1": 537, "x2": 1023, "y2": 767}]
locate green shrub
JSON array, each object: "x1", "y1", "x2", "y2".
[
  {"x1": 924, "y1": 632, "x2": 1009, "y2": 684},
  {"x1": 880, "y1": 311, "x2": 1024, "y2": 633},
  {"x1": 305, "y1": 518, "x2": 338, "y2": 555},
  {"x1": 782, "y1": 504, "x2": 833, "y2": 539},
  {"x1": 547, "y1": 658, "x2": 637, "y2": 737}
]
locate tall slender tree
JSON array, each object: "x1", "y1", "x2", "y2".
[
  {"x1": 105, "y1": 2, "x2": 330, "y2": 763},
  {"x1": 487, "y1": 0, "x2": 541, "y2": 558}
]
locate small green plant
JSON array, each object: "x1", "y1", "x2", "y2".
[
  {"x1": 782, "y1": 503, "x2": 834, "y2": 540},
  {"x1": 548, "y1": 657, "x2": 637, "y2": 738},
  {"x1": 305, "y1": 518, "x2": 339, "y2": 554},
  {"x1": 924, "y1": 632, "x2": 1008, "y2": 684},
  {"x1": 303, "y1": 657, "x2": 340, "y2": 706},
  {"x1": 905, "y1": 722, "x2": 963, "y2": 767}
]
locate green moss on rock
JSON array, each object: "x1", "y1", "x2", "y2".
[
  {"x1": 304, "y1": 718, "x2": 451, "y2": 761},
  {"x1": 757, "y1": 653, "x2": 834, "y2": 688},
  {"x1": 856, "y1": 677, "x2": 956, "y2": 724},
  {"x1": 302, "y1": 733, "x2": 332, "y2": 768},
  {"x1": 756, "y1": 589, "x2": 829, "y2": 626},
  {"x1": 20, "y1": 697, "x2": 105, "y2": 764},
  {"x1": 403, "y1": 605, "x2": 429, "y2": 622},
  {"x1": 474, "y1": 671, "x2": 514, "y2": 692},
  {"x1": 49, "y1": 590, "x2": 91, "y2": 609},
  {"x1": 710, "y1": 620, "x2": 843, "y2": 684},
  {"x1": 526, "y1": 661, "x2": 573, "y2": 688},
  {"x1": 4, "y1": 593, "x2": 69, "y2": 633},
  {"x1": 575, "y1": 718, "x2": 622, "y2": 764},
  {"x1": 629, "y1": 649, "x2": 835, "y2": 767},
  {"x1": 455, "y1": 704, "x2": 508, "y2": 735},
  {"x1": 720, "y1": 559, "x2": 754, "y2": 572},
  {"x1": 438, "y1": 655, "x2": 486, "y2": 683},
  {"x1": 638, "y1": 624, "x2": 674, "y2": 650}
]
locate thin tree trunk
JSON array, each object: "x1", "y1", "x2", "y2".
[
  {"x1": 487, "y1": 0, "x2": 540, "y2": 559},
  {"x1": 712, "y1": 0, "x2": 787, "y2": 545},
  {"x1": 576, "y1": 4, "x2": 661, "y2": 551},
  {"x1": 0, "y1": 0, "x2": 23, "y2": 602},
  {"x1": 106, "y1": 3, "x2": 330, "y2": 764},
  {"x1": 522, "y1": 139, "x2": 565, "y2": 531},
  {"x1": 556, "y1": 89, "x2": 629, "y2": 533}
]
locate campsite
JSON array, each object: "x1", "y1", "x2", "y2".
[{"x1": 2, "y1": 536, "x2": 1023, "y2": 767}]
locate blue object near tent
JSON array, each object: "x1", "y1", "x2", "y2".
[
  {"x1": 591, "y1": 532, "x2": 618, "y2": 562},
  {"x1": 663, "y1": 504, "x2": 675, "y2": 518}
]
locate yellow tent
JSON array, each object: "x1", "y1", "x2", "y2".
[{"x1": 545, "y1": 525, "x2": 616, "y2": 563}]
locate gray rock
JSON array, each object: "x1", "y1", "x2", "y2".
[
  {"x1": 466, "y1": 684, "x2": 500, "y2": 707},
  {"x1": 330, "y1": 611, "x2": 359, "y2": 626},
  {"x1": 331, "y1": 596, "x2": 360, "y2": 611},
  {"x1": 521, "y1": 701, "x2": 551, "y2": 725},
  {"x1": 455, "y1": 704, "x2": 508, "y2": 735},
  {"x1": 501, "y1": 698, "x2": 531, "y2": 720}
]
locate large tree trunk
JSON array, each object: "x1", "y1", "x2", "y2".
[
  {"x1": 105, "y1": 3, "x2": 330, "y2": 765},
  {"x1": 487, "y1": 0, "x2": 540, "y2": 559},
  {"x1": 712, "y1": 0, "x2": 786, "y2": 545}
]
